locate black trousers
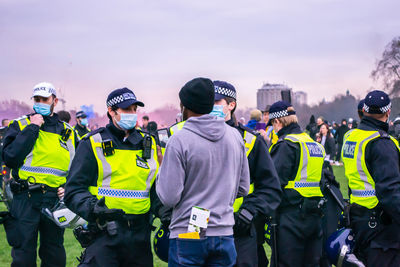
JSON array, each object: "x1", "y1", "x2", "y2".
[
  {"x1": 271, "y1": 209, "x2": 322, "y2": 267},
  {"x1": 234, "y1": 216, "x2": 269, "y2": 267},
  {"x1": 351, "y1": 214, "x2": 400, "y2": 267},
  {"x1": 4, "y1": 191, "x2": 65, "y2": 267},
  {"x1": 78, "y1": 219, "x2": 153, "y2": 267}
]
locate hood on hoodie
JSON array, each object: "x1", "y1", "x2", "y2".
[{"x1": 183, "y1": 114, "x2": 226, "y2": 142}]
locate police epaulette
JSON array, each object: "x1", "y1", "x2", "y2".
[
  {"x1": 238, "y1": 124, "x2": 259, "y2": 136},
  {"x1": 378, "y1": 130, "x2": 390, "y2": 139},
  {"x1": 82, "y1": 127, "x2": 106, "y2": 140}
]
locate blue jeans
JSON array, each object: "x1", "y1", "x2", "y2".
[{"x1": 168, "y1": 236, "x2": 237, "y2": 267}]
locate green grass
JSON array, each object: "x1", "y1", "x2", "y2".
[{"x1": 0, "y1": 166, "x2": 348, "y2": 266}]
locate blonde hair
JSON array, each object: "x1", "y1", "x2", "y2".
[
  {"x1": 276, "y1": 107, "x2": 298, "y2": 127},
  {"x1": 250, "y1": 109, "x2": 262, "y2": 121}
]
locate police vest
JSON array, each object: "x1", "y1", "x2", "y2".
[
  {"x1": 271, "y1": 132, "x2": 325, "y2": 198},
  {"x1": 14, "y1": 116, "x2": 76, "y2": 188},
  {"x1": 168, "y1": 120, "x2": 256, "y2": 212},
  {"x1": 169, "y1": 121, "x2": 185, "y2": 136},
  {"x1": 73, "y1": 125, "x2": 91, "y2": 139},
  {"x1": 88, "y1": 131, "x2": 159, "y2": 215},
  {"x1": 266, "y1": 126, "x2": 279, "y2": 145},
  {"x1": 342, "y1": 129, "x2": 400, "y2": 209}
]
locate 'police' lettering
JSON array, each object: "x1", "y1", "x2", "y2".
[
  {"x1": 343, "y1": 141, "x2": 356, "y2": 159},
  {"x1": 58, "y1": 216, "x2": 67, "y2": 223},
  {"x1": 136, "y1": 159, "x2": 149, "y2": 169},
  {"x1": 306, "y1": 142, "x2": 323, "y2": 157}
]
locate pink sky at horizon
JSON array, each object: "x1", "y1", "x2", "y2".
[{"x1": 1, "y1": 0, "x2": 399, "y2": 113}]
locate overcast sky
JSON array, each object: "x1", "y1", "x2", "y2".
[{"x1": 1, "y1": 0, "x2": 399, "y2": 113}]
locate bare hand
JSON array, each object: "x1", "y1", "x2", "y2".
[
  {"x1": 156, "y1": 145, "x2": 163, "y2": 165},
  {"x1": 30, "y1": 114, "x2": 44, "y2": 127},
  {"x1": 57, "y1": 187, "x2": 65, "y2": 199}
]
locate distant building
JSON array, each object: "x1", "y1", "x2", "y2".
[
  {"x1": 257, "y1": 83, "x2": 293, "y2": 110},
  {"x1": 294, "y1": 91, "x2": 308, "y2": 105}
]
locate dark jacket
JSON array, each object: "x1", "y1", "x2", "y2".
[
  {"x1": 334, "y1": 124, "x2": 350, "y2": 144},
  {"x1": 228, "y1": 119, "x2": 282, "y2": 217},
  {"x1": 269, "y1": 123, "x2": 303, "y2": 209},
  {"x1": 2, "y1": 113, "x2": 78, "y2": 180},
  {"x1": 64, "y1": 122, "x2": 162, "y2": 221},
  {"x1": 320, "y1": 134, "x2": 336, "y2": 161},
  {"x1": 74, "y1": 123, "x2": 90, "y2": 139},
  {"x1": 357, "y1": 116, "x2": 400, "y2": 225}
]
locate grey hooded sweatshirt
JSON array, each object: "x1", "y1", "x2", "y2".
[{"x1": 156, "y1": 114, "x2": 250, "y2": 238}]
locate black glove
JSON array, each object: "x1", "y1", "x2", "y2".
[
  {"x1": 92, "y1": 197, "x2": 125, "y2": 222},
  {"x1": 158, "y1": 206, "x2": 172, "y2": 228},
  {"x1": 0, "y1": 211, "x2": 10, "y2": 224},
  {"x1": 233, "y1": 209, "x2": 254, "y2": 236}
]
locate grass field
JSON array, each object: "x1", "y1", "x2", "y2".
[{"x1": 0, "y1": 166, "x2": 348, "y2": 266}]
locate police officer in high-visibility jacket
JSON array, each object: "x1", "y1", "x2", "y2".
[
  {"x1": 342, "y1": 90, "x2": 400, "y2": 266},
  {"x1": 211, "y1": 80, "x2": 282, "y2": 267},
  {"x1": 268, "y1": 101, "x2": 325, "y2": 267},
  {"x1": 64, "y1": 88, "x2": 161, "y2": 266},
  {"x1": 2, "y1": 82, "x2": 77, "y2": 266},
  {"x1": 74, "y1": 110, "x2": 91, "y2": 139}
]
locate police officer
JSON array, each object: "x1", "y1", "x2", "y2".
[
  {"x1": 74, "y1": 110, "x2": 91, "y2": 139},
  {"x1": 2, "y1": 82, "x2": 77, "y2": 266},
  {"x1": 268, "y1": 101, "x2": 325, "y2": 267},
  {"x1": 342, "y1": 90, "x2": 400, "y2": 266},
  {"x1": 210, "y1": 80, "x2": 282, "y2": 267},
  {"x1": 64, "y1": 87, "x2": 161, "y2": 266}
]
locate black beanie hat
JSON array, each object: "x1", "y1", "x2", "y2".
[{"x1": 179, "y1": 78, "x2": 215, "y2": 114}]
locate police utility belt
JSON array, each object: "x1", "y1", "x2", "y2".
[
  {"x1": 350, "y1": 203, "x2": 392, "y2": 229},
  {"x1": 74, "y1": 214, "x2": 148, "y2": 248},
  {"x1": 10, "y1": 177, "x2": 58, "y2": 196},
  {"x1": 278, "y1": 197, "x2": 326, "y2": 216}
]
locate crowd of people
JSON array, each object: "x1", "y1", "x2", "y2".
[{"x1": 0, "y1": 79, "x2": 399, "y2": 267}]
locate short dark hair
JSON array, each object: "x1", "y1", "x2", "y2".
[
  {"x1": 142, "y1": 115, "x2": 149, "y2": 121},
  {"x1": 341, "y1": 119, "x2": 347, "y2": 124},
  {"x1": 57, "y1": 111, "x2": 71, "y2": 123}
]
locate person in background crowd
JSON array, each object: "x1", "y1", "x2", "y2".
[
  {"x1": 316, "y1": 116, "x2": 324, "y2": 132},
  {"x1": 306, "y1": 115, "x2": 318, "y2": 140},
  {"x1": 147, "y1": 121, "x2": 158, "y2": 135},
  {"x1": 239, "y1": 117, "x2": 246, "y2": 125},
  {"x1": 258, "y1": 105, "x2": 278, "y2": 146},
  {"x1": 246, "y1": 109, "x2": 262, "y2": 130},
  {"x1": 141, "y1": 115, "x2": 149, "y2": 131},
  {"x1": 74, "y1": 111, "x2": 91, "y2": 139},
  {"x1": 317, "y1": 123, "x2": 336, "y2": 165},
  {"x1": 348, "y1": 117, "x2": 354, "y2": 129},
  {"x1": 334, "y1": 119, "x2": 350, "y2": 165},
  {"x1": 2, "y1": 119, "x2": 10, "y2": 127},
  {"x1": 57, "y1": 110, "x2": 71, "y2": 124}
]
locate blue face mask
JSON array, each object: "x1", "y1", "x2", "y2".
[
  {"x1": 80, "y1": 118, "x2": 88, "y2": 126},
  {"x1": 116, "y1": 113, "x2": 137, "y2": 130},
  {"x1": 33, "y1": 103, "x2": 51, "y2": 116},
  {"x1": 210, "y1": 105, "x2": 226, "y2": 119}
]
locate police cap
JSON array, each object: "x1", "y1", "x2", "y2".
[
  {"x1": 107, "y1": 88, "x2": 144, "y2": 109},
  {"x1": 364, "y1": 90, "x2": 391, "y2": 114}
]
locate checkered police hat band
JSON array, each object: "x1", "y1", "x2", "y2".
[
  {"x1": 215, "y1": 86, "x2": 236, "y2": 99},
  {"x1": 107, "y1": 93, "x2": 136, "y2": 107},
  {"x1": 363, "y1": 102, "x2": 391, "y2": 114},
  {"x1": 269, "y1": 109, "x2": 295, "y2": 120}
]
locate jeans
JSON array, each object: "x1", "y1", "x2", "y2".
[{"x1": 169, "y1": 235, "x2": 236, "y2": 267}]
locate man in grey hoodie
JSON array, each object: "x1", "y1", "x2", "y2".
[{"x1": 156, "y1": 77, "x2": 250, "y2": 267}]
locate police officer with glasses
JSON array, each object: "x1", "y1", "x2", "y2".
[
  {"x1": 64, "y1": 87, "x2": 162, "y2": 266},
  {"x1": 342, "y1": 90, "x2": 400, "y2": 266},
  {"x1": 2, "y1": 82, "x2": 77, "y2": 266}
]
